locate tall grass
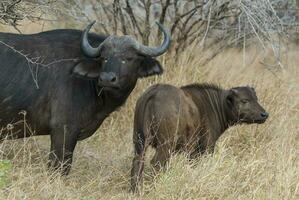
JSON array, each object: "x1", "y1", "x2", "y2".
[{"x1": 0, "y1": 38, "x2": 298, "y2": 199}]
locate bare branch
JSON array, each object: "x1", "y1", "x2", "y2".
[
  {"x1": 0, "y1": 40, "x2": 79, "y2": 88},
  {"x1": 125, "y1": 0, "x2": 143, "y2": 38}
]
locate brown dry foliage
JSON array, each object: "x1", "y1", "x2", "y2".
[
  {"x1": 0, "y1": 2, "x2": 298, "y2": 198},
  {"x1": 0, "y1": 29, "x2": 298, "y2": 198}
]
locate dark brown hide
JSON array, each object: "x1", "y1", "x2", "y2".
[{"x1": 131, "y1": 83, "x2": 268, "y2": 191}]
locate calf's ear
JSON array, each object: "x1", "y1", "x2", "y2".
[
  {"x1": 226, "y1": 89, "x2": 238, "y2": 107},
  {"x1": 250, "y1": 87, "x2": 256, "y2": 94},
  {"x1": 138, "y1": 57, "x2": 163, "y2": 78},
  {"x1": 72, "y1": 59, "x2": 100, "y2": 79}
]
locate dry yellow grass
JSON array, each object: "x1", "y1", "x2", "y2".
[{"x1": 0, "y1": 24, "x2": 298, "y2": 199}]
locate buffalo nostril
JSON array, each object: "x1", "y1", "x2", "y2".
[
  {"x1": 111, "y1": 76, "x2": 117, "y2": 83},
  {"x1": 99, "y1": 72, "x2": 117, "y2": 84},
  {"x1": 261, "y1": 112, "x2": 269, "y2": 118}
]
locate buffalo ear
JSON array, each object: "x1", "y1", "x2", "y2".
[
  {"x1": 226, "y1": 89, "x2": 238, "y2": 107},
  {"x1": 72, "y1": 60, "x2": 100, "y2": 79},
  {"x1": 138, "y1": 57, "x2": 163, "y2": 78},
  {"x1": 250, "y1": 86, "x2": 256, "y2": 94}
]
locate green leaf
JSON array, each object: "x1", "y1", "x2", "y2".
[{"x1": 0, "y1": 160, "x2": 12, "y2": 188}]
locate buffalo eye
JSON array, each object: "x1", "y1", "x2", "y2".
[
  {"x1": 125, "y1": 57, "x2": 134, "y2": 62},
  {"x1": 241, "y1": 99, "x2": 249, "y2": 104},
  {"x1": 121, "y1": 60, "x2": 126, "y2": 64}
]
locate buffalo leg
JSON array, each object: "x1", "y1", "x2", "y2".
[
  {"x1": 190, "y1": 142, "x2": 205, "y2": 159},
  {"x1": 131, "y1": 149, "x2": 146, "y2": 193},
  {"x1": 131, "y1": 132, "x2": 148, "y2": 192},
  {"x1": 48, "y1": 126, "x2": 78, "y2": 175},
  {"x1": 151, "y1": 143, "x2": 173, "y2": 171},
  {"x1": 191, "y1": 131, "x2": 216, "y2": 158},
  {"x1": 204, "y1": 133, "x2": 217, "y2": 154}
]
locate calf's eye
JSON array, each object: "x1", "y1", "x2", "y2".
[
  {"x1": 126, "y1": 57, "x2": 133, "y2": 61},
  {"x1": 241, "y1": 99, "x2": 249, "y2": 104}
]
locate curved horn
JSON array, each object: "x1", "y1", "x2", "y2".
[
  {"x1": 81, "y1": 21, "x2": 101, "y2": 58},
  {"x1": 135, "y1": 22, "x2": 171, "y2": 57}
]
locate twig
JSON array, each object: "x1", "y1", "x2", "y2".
[
  {"x1": 200, "y1": 6, "x2": 212, "y2": 47},
  {"x1": 0, "y1": 40, "x2": 79, "y2": 89}
]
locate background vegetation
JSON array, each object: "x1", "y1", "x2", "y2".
[{"x1": 0, "y1": 0, "x2": 298, "y2": 199}]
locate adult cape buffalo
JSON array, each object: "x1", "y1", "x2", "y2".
[{"x1": 0, "y1": 21, "x2": 171, "y2": 174}]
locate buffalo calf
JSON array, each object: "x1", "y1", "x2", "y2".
[{"x1": 131, "y1": 83, "x2": 268, "y2": 191}]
